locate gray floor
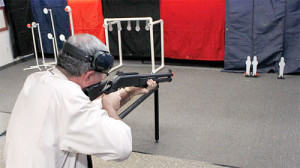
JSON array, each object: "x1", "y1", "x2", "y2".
[{"x1": 1, "y1": 58, "x2": 299, "y2": 168}]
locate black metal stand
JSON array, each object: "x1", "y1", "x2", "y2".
[
  {"x1": 88, "y1": 86, "x2": 160, "y2": 168},
  {"x1": 120, "y1": 85, "x2": 160, "y2": 142},
  {"x1": 154, "y1": 88, "x2": 159, "y2": 143}
]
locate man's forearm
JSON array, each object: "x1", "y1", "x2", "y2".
[
  {"x1": 105, "y1": 107, "x2": 121, "y2": 120},
  {"x1": 119, "y1": 88, "x2": 132, "y2": 107}
]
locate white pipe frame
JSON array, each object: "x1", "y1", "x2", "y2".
[
  {"x1": 104, "y1": 17, "x2": 165, "y2": 74},
  {"x1": 36, "y1": 23, "x2": 46, "y2": 68},
  {"x1": 44, "y1": 8, "x2": 59, "y2": 56},
  {"x1": 44, "y1": 33, "x2": 58, "y2": 67},
  {"x1": 49, "y1": 9, "x2": 59, "y2": 56},
  {"x1": 24, "y1": 23, "x2": 42, "y2": 71},
  {"x1": 116, "y1": 21, "x2": 123, "y2": 72},
  {"x1": 65, "y1": 6, "x2": 74, "y2": 36}
]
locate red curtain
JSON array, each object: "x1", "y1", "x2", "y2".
[
  {"x1": 67, "y1": 0, "x2": 105, "y2": 43},
  {"x1": 161, "y1": 0, "x2": 225, "y2": 61}
]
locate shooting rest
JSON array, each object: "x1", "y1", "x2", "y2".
[{"x1": 119, "y1": 85, "x2": 160, "y2": 142}]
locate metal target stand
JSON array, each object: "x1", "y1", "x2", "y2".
[
  {"x1": 24, "y1": 22, "x2": 43, "y2": 71},
  {"x1": 104, "y1": 17, "x2": 165, "y2": 74},
  {"x1": 24, "y1": 7, "x2": 61, "y2": 71}
]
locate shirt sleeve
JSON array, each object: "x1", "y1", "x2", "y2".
[
  {"x1": 58, "y1": 87, "x2": 132, "y2": 161},
  {"x1": 92, "y1": 98, "x2": 103, "y2": 108}
]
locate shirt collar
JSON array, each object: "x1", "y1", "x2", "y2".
[{"x1": 50, "y1": 67, "x2": 69, "y2": 81}]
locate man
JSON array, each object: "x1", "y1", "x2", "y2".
[{"x1": 4, "y1": 34, "x2": 156, "y2": 168}]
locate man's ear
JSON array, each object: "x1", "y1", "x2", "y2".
[{"x1": 83, "y1": 70, "x2": 95, "y2": 85}]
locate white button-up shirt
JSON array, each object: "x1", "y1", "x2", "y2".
[{"x1": 4, "y1": 68, "x2": 132, "y2": 168}]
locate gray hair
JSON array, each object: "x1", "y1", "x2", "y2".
[{"x1": 57, "y1": 34, "x2": 108, "y2": 76}]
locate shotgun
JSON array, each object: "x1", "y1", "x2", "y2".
[{"x1": 84, "y1": 69, "x2": 174, "y2": 101}]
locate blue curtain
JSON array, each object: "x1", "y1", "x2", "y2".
[
  {"x1": 225, "y1": 0, "x2": 299, "y2": 74},
  {"x1": 284, "y1": 0, "x2": 300, "y2": 74}
]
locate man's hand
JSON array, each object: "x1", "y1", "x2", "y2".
[{"x1": 130, "y1": 79, "x2": 157, "y2": 96}]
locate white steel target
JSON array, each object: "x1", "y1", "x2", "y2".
[{"x1": 104, "y1": 17, "x2": 165, "y2": 74}]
